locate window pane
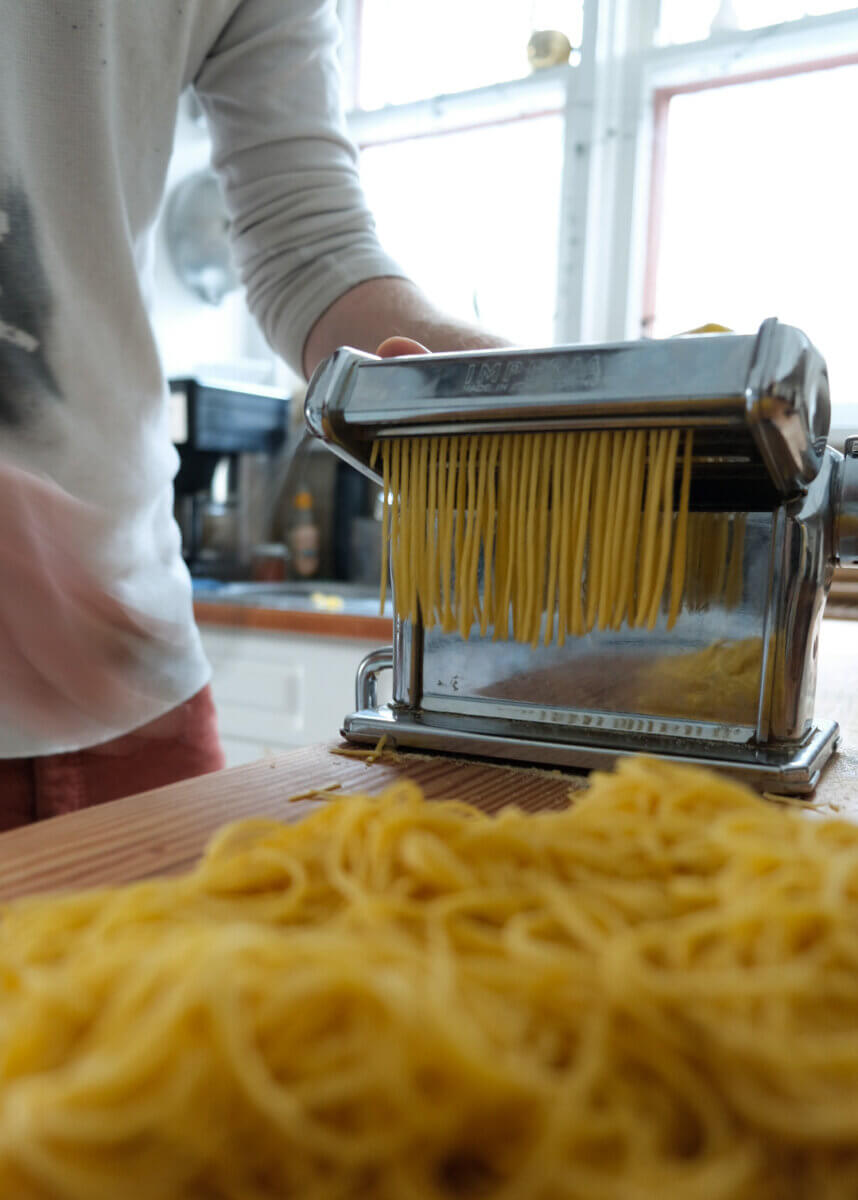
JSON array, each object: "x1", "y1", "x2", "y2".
[
  {"x1": 359, "y1": 115, "x2": 564, "y2": 346},
  {"x1": 658, "y1": 0, "x2": 855, "y2": 43},
  {"x1": 650, "y1": 62, "x2": 858, "y2": 418},
  {"x1": 657, "y1": 0, "x2": 719, "y2": 43},
  {"x1": 357, "y1": 1, "x2": 583, "y2": 110}
]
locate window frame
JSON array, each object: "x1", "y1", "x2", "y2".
[
  {"x1": 338, "y1": 0, "x2": 603, "y2": 347},
  {"x1": 641, "y1": 48, "x2": 858, "y2": 337},
  {"x1": 338, "y1": 1, "x2": 858, "y2": 348}
]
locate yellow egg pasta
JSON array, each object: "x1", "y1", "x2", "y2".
[
  {"x1": 3, "y1": 758, "x2": 858, "y2": 1198},
  {"x1": 378, "y1": 430, "x2": 747, "y2": 642}
]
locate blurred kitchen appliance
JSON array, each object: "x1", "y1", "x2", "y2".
[
  {"x1": 332, "y1": 458, "x2": 382, "y2": 582},
  {"x1": 171, "y1": 377, "x2": 289, "y2": 577}
]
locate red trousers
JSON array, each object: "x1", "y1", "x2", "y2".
[{"x1": 0, "y1": 686, "x2": 225, "y2": 832}]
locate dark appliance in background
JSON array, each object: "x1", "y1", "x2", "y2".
[
  {"x1": 171, "y1": 377, "x2": 289, "y2": 578},
  {"x1": 331, "y1": 458, "x2": 383, "y2": 584}
]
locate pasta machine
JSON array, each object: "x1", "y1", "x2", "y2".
[{"x1": 306, "y1": 318, "x2": 858, "y2": 793}]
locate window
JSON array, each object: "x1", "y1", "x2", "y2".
[
  {"x1": 658, "y1": 0, "x2": 857, "y2": 45},
  {"x1": 629, "y1": 4, "x2": 858, "y2": 422},
  {"x1": 645, "y1": 60, "x2": 858, "y2": 408},
  {"x1": 354, "y1": 0, "x2": 583, "y2": 109},
  {"x1": 343, "y1": 1, "x2": 580, "y2": 347},
  {"x1": 358, "y1": 114, "x2": 565, "y2": 347},
  {"x1": 342, "y1": 0, "x2": 858, "y2": 418}
]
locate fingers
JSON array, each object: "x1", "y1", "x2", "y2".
[{"x1": 375, "y1": 336, "x2": 430, "y2": 359}]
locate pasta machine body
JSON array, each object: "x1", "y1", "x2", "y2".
[{"x1": 306, "y1": 319, "x2": 858, "y2": 793}]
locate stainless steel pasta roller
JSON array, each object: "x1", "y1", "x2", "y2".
[{"x1": 306, "y1": 318, "x2": 858, "y2": 794}]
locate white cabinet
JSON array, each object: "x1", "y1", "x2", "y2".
[{"x1": 199, "y1": 626, "x2": 391, "y2": 766}]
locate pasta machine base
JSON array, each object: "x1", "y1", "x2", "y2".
[{"x1": 342, "y1": 694, "x2": 840, "y2": 796}]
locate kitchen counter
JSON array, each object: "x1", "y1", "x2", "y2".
[
  {"x1": 193, "y1": 580, "x2": 393, "y2": 639},
  {"x1": 1, "y1": 619, "x2": 856, "y2": 902},
  {"x1": 194, "y1": 578, "x2": 858, "y2": 640}
]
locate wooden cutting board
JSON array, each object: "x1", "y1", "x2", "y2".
[
  {"x1": 0, "y1": 745, "x2": 581, "y2": 902},
  {"x1": 1, "y1": 619, "x2": 856, "y2": 903}
]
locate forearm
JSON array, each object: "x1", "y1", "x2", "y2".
[{"x1": 302, "y1": 277, "x2": 513, "y2": 377}]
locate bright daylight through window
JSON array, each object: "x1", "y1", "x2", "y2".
[
  {"x1": 343, "y1": 0, "x2": 858, "y2": 416},
  {"x1": 358, "y1": 115, "x2": 565, "y2": 348},
  {"x1": 649, "y1": 60, "x2": 858, "y2": 416},
  {"x1": 356, "y1": 0, "x2": 583, "y2": 108}
]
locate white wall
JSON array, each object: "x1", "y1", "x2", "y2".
[{"x1": 148, "y1": 94, "x2": 282, "y2": 386}]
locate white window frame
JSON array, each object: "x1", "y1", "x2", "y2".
[
  {"x1": 628, "y1": 7, "x2": 858, "y2": 343},
  {"x1": 338, "y1": 2, "x2": 858, "y2": 348}
]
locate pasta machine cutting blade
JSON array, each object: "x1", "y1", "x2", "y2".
[{"x1": 305, "y1": 319, "x2": 858, "y2": 794}]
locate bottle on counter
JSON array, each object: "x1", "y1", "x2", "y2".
[
  {"x1": 288, "y1": 489, "x2": 320, "y2": 579},
  {"x1": 250, "y1": 542, "x2": 290, "y2": 583}
]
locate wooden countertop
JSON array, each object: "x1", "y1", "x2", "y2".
[
  {"x1": 1, "y1": 619, "x2": 856, "y2": 903},
  {"x1": 0, "y1": 746, "x2": 576, "y2": 901},
  {"x1": 194, "y1": 600, "x2": 393, "y2": 640}
]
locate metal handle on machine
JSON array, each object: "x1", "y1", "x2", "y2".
[
  {"x1": 835, "y1": 436, "x2": 858, "y2": 565},
  {"x1": 355, "y1": 647, "x2": 393, "y2": 711}
]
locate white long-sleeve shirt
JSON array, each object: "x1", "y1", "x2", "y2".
[{"x1": 0, "y1": 0, "x2": 404, "y2": 756}]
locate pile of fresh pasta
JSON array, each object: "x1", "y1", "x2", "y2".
[
  {"x1": 2, "y1": 758, "x2": 858, "y2": 1198},
  {"x1": 375, "y1": 430, "x2": 747, "y2": 644}
]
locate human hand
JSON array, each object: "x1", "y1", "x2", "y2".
[{"x1": 375, "y1": 337, "x2": 430, "y2": 358}]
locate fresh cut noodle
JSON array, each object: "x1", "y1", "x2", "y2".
[
  {"x1": 377, "y1": 429, "x2": 745, "y2": 642},
  {"x1": 3, "y1": 757, "x2": 858, "y2": 1198}
]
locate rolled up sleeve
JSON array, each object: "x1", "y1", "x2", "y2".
[{"x1": 194, "y1": 0, "x2": 408, "y2": 373}]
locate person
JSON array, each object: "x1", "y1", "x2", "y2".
[{"x1": 0, "y1": 0, "x2": 508, "y2": 830}]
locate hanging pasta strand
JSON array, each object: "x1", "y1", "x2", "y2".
[
  {"x1": 444, "y1": 436, "x2": 463, "y2": 633},
  {"x1": 377, "y1": 424, "x2": 742, "y2": 645},
  {"x1": 397, "y1": 439, "x2": 412, "y2": 620},
  {"x1": 449, "y1": 436, "x2": 466, "y2": 627},
  {"x1": 612, "y1": 428, "x2": 647, "y2": 630},
  {"x1": 493, "y1": 435, "x2": 518, "y2": 641},
  {"x1": 413, "y1": 438, "x2": 429, "y2": 620},
  {"x1": 389, "y1": 439, "x2": 402, "y2": 615},
  {"x1": 598, "y1": 431, "x2": 632, "y2": 631},
  {"x1": 510, "y1": 436, "x2": 531, "y2": 642},
  {"x1": 525, "y1": 433, "x2": 551, "y2": 645},
  {"x1": 421, "y1": 437, "x2": 438, "y2": 627},
  {"x1": 667, "y1": 431, "x2": 694, "y2": 630},
  {"x1": 555, "y1": 432, "x2": 578, "y2": 646},
  {"x1": 634, "y1": 431, "x2": 668, "y2": 627},
  {"x1": 569, "y1": 433, "x2": 596, "y2": 637},
  {"x1": 457, "y1": 435, "x2": 480, "y2": 641},
  {"x1": 378, "y1": 441, "x2": 391, "y2": 615},
  {"x1": 585, "y1": 432, "x2": 612, "y2": 632},
  {"x1": 543, "y1": 433, "x2": 566, "y2": 646},
  {"x1": 646, "y1": 427, "x2": 681, "y2": 629},
  {"x1": 479, "y1": 435, "x2": 501, "y2": 637}
]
